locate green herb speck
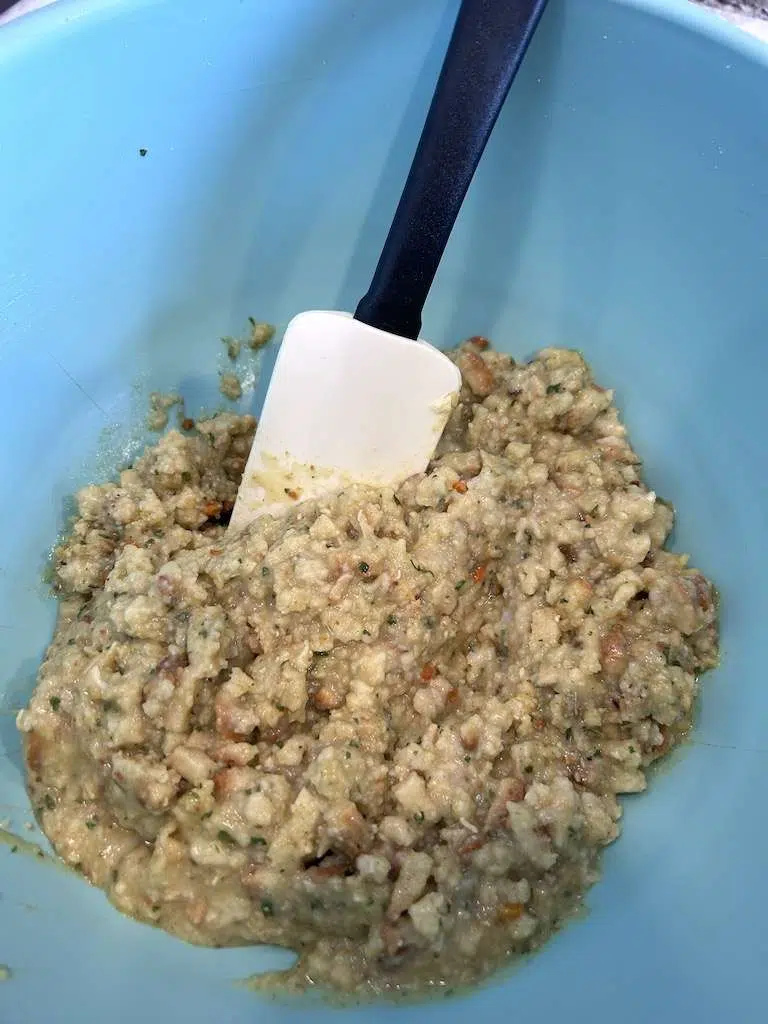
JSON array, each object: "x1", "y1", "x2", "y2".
[
  {"x1": 261, "y1": 566, "x2": 270, "y2": 577},
  {"x1": 101, "y1": 699, "x2": 119, "y2": 713},
  {"x1": 546, "y1": 383, "x2": 564, "y2": 394},
  {"x1": 358, "y1": 561, "x2": 370, "y2": 574},
  {"x1": 260, "y1": 898, "x2": 275, "y2": 917},
  {"x1": 455, "y1": 580, "x2": 466, "y2": 591},
  {"x1": 49, "y1": 696, "x2": 61, "y2": 711},
  {"x1": 414, "y1": 811, "x2": 425, "y2": 824},
  {"x1": 250, "y1": 836, "x2": 267, "y2": 846},
  {"x1": 85, "y1": 820, "x2": 97, "y2": 830},
  {"x1": 218, "y1": 829, "x2": 235, "y2": 844},
  {"x1": 386, "y1": 614, "x2": 397, "y2": 626},
  {"x1": 44, "y1": 794, "x2": 56, "y2": 811}
]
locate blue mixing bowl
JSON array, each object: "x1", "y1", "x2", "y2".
[{"x1": 1, "y1": 0, "x2": 766, "y2": 1021}]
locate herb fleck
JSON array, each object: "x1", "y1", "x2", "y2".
[
  {"x1": 546, "y1": 383, "x2": 564, "y2": 394},
  {"x1": 250, "y1": 836, "x2": 267, "y2": 846},
  {"x1": 410, "y1": 560, "x2": 435, "y2": 576},
  {"x1": 49, "y1": 696, "x2": 61, "y2": 712},
  {"x1": 413, "y1": 811, "x2": 425, "y2": 824},
  {"x1": 455, "y1": 580, "x2": 467, "y2": 591},
  {"x1": 358, "y1": 561, "x2": 370, "y2": 574},
  {"x1": 85, "y1": 820, "x2": 97, "y2": 830},
  {"x1": 260, "y1": 898, "x2": 275, "y2": 917}
]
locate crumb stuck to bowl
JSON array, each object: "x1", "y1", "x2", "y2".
[
  {"x1": 219, "y1": 372, "x2": 243, "y2": 401},
  {"x1": 247, "y1": 318, "x2": 275, "y2": 350},
  {"x1": 18, "y1": 339, "x2": 719, "y2": 999},
  {"x1": 147, "y1": 392, "x2": 183, "y2": 432}
]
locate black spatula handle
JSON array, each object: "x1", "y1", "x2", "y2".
[{"x1": 354, "y1": 0, "x2": 548, "y2": 340}]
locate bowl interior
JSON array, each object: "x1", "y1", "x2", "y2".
[{"x1": 1, "y1": 0, "x2": 767, "y2": 1021}]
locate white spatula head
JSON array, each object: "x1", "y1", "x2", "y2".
[{"x1": 229, "y1": 311, "x2": 461, "y2": 531}]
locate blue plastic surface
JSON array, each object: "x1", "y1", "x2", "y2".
[{"x1": 0, "y1": 1, "x2": 766, "y2": 1021}]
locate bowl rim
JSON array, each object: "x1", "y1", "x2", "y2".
[{"x1": 0, "y1": 0, "x2": 767, "y2": 71}]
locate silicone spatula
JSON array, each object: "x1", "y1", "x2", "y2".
[{"x1": 230, "y1": 0, "x2": 548, "y2": 531}]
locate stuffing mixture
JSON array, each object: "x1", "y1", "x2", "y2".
[{"x1": 19, "y1": 339, "x2": 719, "y2": 998}]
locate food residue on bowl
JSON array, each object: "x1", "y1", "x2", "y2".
[{"x1": 219, "y1": 372, "x2": 243, "y2": 401}]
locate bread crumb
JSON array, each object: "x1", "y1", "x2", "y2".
[
  {"x1": 222, "y1": 337, "x2": 241, "y2": 361},
  {"x1": 248, "y1": 318, "x2": 275, "y2": 350},
  {"x1": 147, "y1": 392, "x2": 183, "y2": 431},
  {"x1": 219, "y1": 373, "x2": 242, "y2": 401}
]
